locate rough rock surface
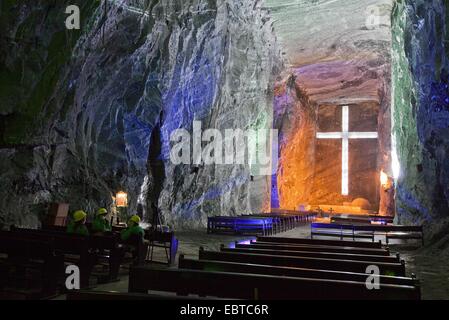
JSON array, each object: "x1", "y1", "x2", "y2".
[
  {"x1": 0, "y1": 0, "x2": 282, "y2": 229},
  {"x1": 391, "y1": 0, "x2": 449, "y2": 242}
]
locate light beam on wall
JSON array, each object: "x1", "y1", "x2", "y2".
[
  {"x1": 316, "y1": 105, "x2": 378, "y2": 196},
  {"x1": 391, "y1": 133, "x2": 401, "y2": 180}
]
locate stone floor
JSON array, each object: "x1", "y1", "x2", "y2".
[{"x1": 58, "y1": 224, "x2": 449, "y2": 300}]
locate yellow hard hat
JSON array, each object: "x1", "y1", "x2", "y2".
[
  {"x1": 73, "y1": 210, "x2": 87, "y2": 222},
  {"x1": 129, "y1": 215, "x2": 141, "y2": 224},
  {"x1": 97, "y1": 208, "x2": 108, "y2": 216}
]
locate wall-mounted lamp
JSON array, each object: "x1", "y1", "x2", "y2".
[
  {"x1": 116, "y1": 191, "x2": 128, "y2": 207},
  {"x1": 380, "y1": 170, "x2": 392, "y2": 190}
]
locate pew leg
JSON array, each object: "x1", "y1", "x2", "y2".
[
  {"x1": 164, "y1": 245, "x2": 170, "y2": 264},
  {"x1": 109, "y1": 249, "x2": 125, "y2": 281},
  {"x1": 170, "y1": 239, "x2": 178, "y2": 266},
  {"x1": 79, "y1": 263, "x2": 91, "y2": 289},
  {"x1": 43, "y1": 257, "x2": 62, "y2": 296}
]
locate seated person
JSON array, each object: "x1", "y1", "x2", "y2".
[
  {"x1": 120, "y1": 215, "x2": 144, "y2": 241},
  {"x1": 91, "y1": 208, "x2": 112, "y2": 234},
  {"x1": 66, "y1": 210, "x2": 89, "y2": 236},
  {"x1": 120, "y1": 215, "x2": 147, "y2": 265}
]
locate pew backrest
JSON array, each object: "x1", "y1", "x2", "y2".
[
  {"x1": 256, "y1": 236, "x2": 384, "y2": 249},
  {"x1": 199, "y1": 248, "x2": 406, "y2": 276},
  {"x1": 245, "y1": 241, "x2": 391, "y2": 256},
  {"x1": 179, "y1": 256, "x2": 418, "y2": 287},
  {"x1": 222, "y1": 246, "x2": 400, "y2": 263},
  {"x1": 129, "y1": 266, "x2": 420, "y2": 300}
]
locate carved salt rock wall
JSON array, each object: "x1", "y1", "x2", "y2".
[
  {"x1": 0, "y1": 0, "x2": 102, "y2": 228},
  {"x1": 0, "y1": 0, "x2": 282, "y2": 228},
  {"x1": 273, "y1": 74, "x2": 317, "y2": 210},
  {"x1": 158, "y1": 1, "x2": 282, "y2": 228},
  {"x1": 392, "y1": 0, "x2": 449, "y2": 241}
]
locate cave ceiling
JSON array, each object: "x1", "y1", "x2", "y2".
[{"x1": 264, "y1": 0, "x2": 393, "y2": 104}]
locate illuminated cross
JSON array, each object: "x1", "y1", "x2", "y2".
[{"x1": 316, "y1": 105, "x2": 378, "y2": 195}]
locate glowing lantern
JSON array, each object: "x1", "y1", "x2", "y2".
[
  {"x1": 380, "y1": 170, "x2": 389, "y2": 188},
  {"x1": 116, "y1": 191, "x2": 128, "y2": 207}
]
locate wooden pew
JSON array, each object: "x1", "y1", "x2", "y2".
[
  {"x1": 0, "y1": 232, "x2": 64, "y2": 298},
  {"x1": 242, "y1": 241, "x2": 391, "y2": 256},
  {"x1": 178, "y1": 255, "x2": 418, "y2": 287},
  {"x1": 12, "y1": 227, "x2": 127, "y2": 281},
  {"x1": 311, "y1": 223, "x2": 424, "y2": 245},
  {"x1": 41, "y1": 225, "x2": 67, "y2": 233},
  {"x1": 222, "y1": 246, "x2": 401, "y2": 263},
  {"x1": 8, "y1": 228, "x2": 95, "y2": 288},
  {"x1": 199, "y1": 248, "x2": 406, "y2": 276},
  {"x1": 256, "y1": 236, "x2": 384, "y2": 249},
  {"x1": 89, "y1": 234, "x2": 125, "y2": 281},
  {"x1": 242, "y1": 214, "x2": 298, "y2": 232},
  {"x1": 207, "y1": 216, "x2": 273, "y2": 235},
  {"x1": 311, "y1": 223, "x2": 375, "y2": 241},
  {"x1": 128, "y1": 266, "x2": 420, "y2": 300},
  {"x1": 384, "y1": 226, "x2": 424, "y2": 245},
  {"x1": 264, "y1": 211, "x2": 317, "y2": 227},
  {"x1": 66, "y1": 290, "x2": 220, "y2": 300},
  {"x1": 241, "y1": 215, "x2": 285, "y2": 233},
  {"x1": 331, "y1": 215, "x2": 394, "y2": 225}
]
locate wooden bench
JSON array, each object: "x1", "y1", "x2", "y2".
[
  {"x1": 383, "y1": 226, "x2": 424, "y2": 245},
  {"x1": 311, "y1": 223, "x2": 424, "y2": 245},
  {"x1": 331, "y1": 214, "x2": 394, "y2": 225},
  {"x1": 241, "y1": 241, "x2": 391, "y2": 256},
  {"x1": 311, "y1": 223, "x2": 375, "y2": 241},
  {"x1": 242, "y1": 213, "x2": 306, "y2": 232},
  {"x1": 199, "y1": 248, "x2": 406, "y2": 276},
  {"x1": 241, "y1": 214, "x2": 286, "y2": 233},
  {"x1": 119, "y1": 233, "x2": 148, "y2": 266},
  {"x1": 256, "y1": 236, "x2": 384, "y2": 249},
  {"x1": 223, "y1": 245, "x2": 401, "y2": 263},
  {"x1": 41, "y1": 225, "x2": 67, "y2": 233},
  {"x1": 267, "y1": 211, "x2": 317, "y2": 226},
  {"x1": 89, "y1": 234, "x2": 125, "y2": 281},
  {"x1": 179, "y1": 255, "x2": 418, "y2": 287},
  {"x1": 128, "y1": 266, "x2": 419, "y2": 300},
  {"x1": 66, "y1": 290, "x2": 218, "y2": 300},
  {"x1": 0, "y1": 232, "x2": 64, "y2": 299},
  {"x1": 207, "y1": 216, "x2": 273, "y2": 235},
  {"x1": 9, "y1": 227, "x2": 97, "y2": 288},
  {"x1": 18, "y1": 226, "x2": 127, "y2": 281}
]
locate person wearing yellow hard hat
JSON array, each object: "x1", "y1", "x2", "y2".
[
  {"x1": 66, "y1": 210, "x2": 89, "y2": 237},
  {"x1": 91, "y1": 207, "x2": 112, "y2": 234},
  {"x1": 120, "y1": 215, "x2": 144, "y2": 241}
]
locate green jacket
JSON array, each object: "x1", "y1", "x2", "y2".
[
  {"x1": 120, "y1": 225, "x2": 144, "y2": 241},
  {"x1": 66, "y1": 221, "x2": 89, "y2": 237},
  {"x1": 91, "y1": 216, "x2": 111, "y2": 233}
]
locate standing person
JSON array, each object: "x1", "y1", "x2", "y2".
[
  {"x1": 66, "y1": 210, "x2": 89, "y2": 236},
  {"x1": 91, "y1": 207, "x2": 112, "y2": 234}
]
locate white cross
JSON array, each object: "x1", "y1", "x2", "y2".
[{"x1": 316, "y1": 105, "x2": 378, "y2": 195}]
